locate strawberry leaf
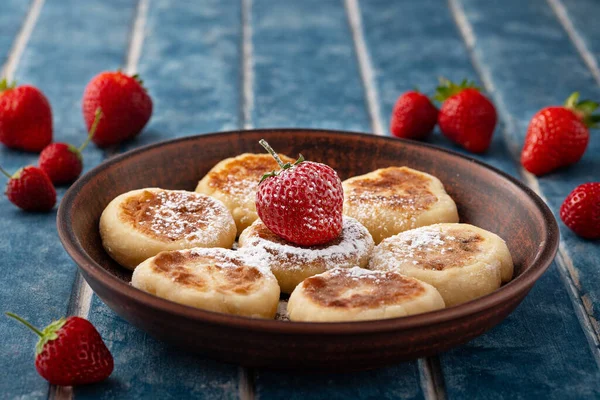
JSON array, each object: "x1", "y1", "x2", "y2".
[
  {"x1": 36, "y1": 318, "x2": 67, "y2": 355},
  {"x1": 433, "y1": 77, "x2": 480, "y2": 102},
  {"x1": 564, "y1": 92, "x2": 600, "y2": 128}
]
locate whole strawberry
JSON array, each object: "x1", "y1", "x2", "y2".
[
  {"x1": 390, "y1": 90, "x2": 438, "y2": 140},
  {"x1": 521, "y1": 92, "x2": 595, "y2": 176},
  {"x1": 435, "y1": 79, "x2": 497, "y2": 153},
  {"x1": 6, "y1": 312, "x2": 113, "y2": 386},
  {"x1": 82, "y1": 71, "x2": 152, "y2": 147},
  {"x1": 39, "y1": 108, "x2": 102, "y2": 185},
  {"x1": 1, "y1": 165, "x2": 56, "y2": 212},
  {"x1": 0, "y1": 79, "x2": 52, "y2": 152},
  {"x1": 255, "y1": 140, "x2": 343, "y2": 246},
  {"x1": 560, "y1": 183, "x2": 600, "y2": 239}
]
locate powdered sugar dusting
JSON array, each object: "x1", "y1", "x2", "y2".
[
  {"x1": 187, "y1": 247, "x2": 274, "y2": 277},
  {"x1": 123, "y1": 189, "x2": 233, "y2": 242},
  {"x1": 328, "y1": 266, "x2": 388, "y2": 284},
  {"x1": 369, "y1": 224, "x2": 485, "y2": 271},
  {"x1": 238, "y1": 217, "x2": 374, "y2": 272}
]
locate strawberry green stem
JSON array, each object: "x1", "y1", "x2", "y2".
[
  {"x1": 0, "y1": 166, "x2": 12, "y2": 179},
  {"x1": 259, "y1": 139, "x2": 286, "y2": 169},
  {"x1": 5, "y1": 312, "x2": 43, "y2": 337},
  {"x1": 79, "y1": 108, "x2": 103, "y2": 152}
]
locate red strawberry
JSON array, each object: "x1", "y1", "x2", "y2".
[
  {"x1": 255, "y1": 140, "x2": 343, "y2": 246},
  {"x1": 390, "y1": 90, "x2": 438, "y2": 139},
  {"x1": 39, "y1": 108, "x2": 103, "y2": 185},
  {"x1": 1, "y1": 166, "x2": 56, "y2": 212},
  {"x1": 0, "y1": 79, "x2": 52, "y2": 152},
  {"x1": 560, "y1": 183, "x2": 600, "y2": 239},
  {"x1": 435, "y1": 79, "x2": 497, "y2": 153},
  {"x1": 521, "y1": 92, "x2": 595, "y2": 176},
  {"x1": 6, "y1": 312, "x2": 113, "y2": 386},
  {"x1": 82, "y1": 71, "x2": 152, "y2": 147}
]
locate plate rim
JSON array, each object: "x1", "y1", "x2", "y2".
[{"x1": 57, "y1": 128, "x2": 559, "y2": 335}]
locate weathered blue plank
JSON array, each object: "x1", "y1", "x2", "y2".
[
  {"x1": 0, "y1": 0, "x2": 137, "y2": 398},
  {"x1": 76, "y1": 298, "x2": 239, "y2": 400},
  {"x1": 439, "y1": 0, "x2": 600, "y2": 398},
  {"x1": 250, "y1": 0, "x2": 424, "y2": 398},
  {"x1": 456, "y1": 0, "x2": 600, "y2": 335},
  {"x1": 0, "y1": 0, "x2": 30, "y2": 68},
  {"x1": 256, "y1": 365, "x2": 424, "y2": 400},
  {"x1": 556, "y1": 0, "x2": 600, "y2": 84},
  {"x1": 359, "y1": 0, "x2": 600, "y2": 398},
  {"x1": 121, "y1": 0, "x2": 242, "y2": 152},
  {"x1": 251, "y1": 0, "x2": 371, "y2": 131},
  {"x1": 77, "y1": 0, "x2": 243, "y2": 398}
]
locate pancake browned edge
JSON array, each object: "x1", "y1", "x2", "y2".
[
  {"x1": 132, "y1": 247, "x2": 280, "y2": 318},
  {"x1": 100, "y1": 188, "x2": 236, "y2": 270},
  {"x1": 195, "y1": 153, "x2": 295, "y2": 235},
  {"x1": 342, "y1": 166, "x2": 459, "y2": 244},
  {"x1": 287, "y1": 267, "x2": 445, "y2": 322}
]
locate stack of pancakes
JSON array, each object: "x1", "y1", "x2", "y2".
[{"x1": 99, "y1": 153, "x2": 513, "y2": 322}]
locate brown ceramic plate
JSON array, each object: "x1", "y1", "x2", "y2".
[{"x1": 57, "y1": 129, "x2": 558, "y2": 371}]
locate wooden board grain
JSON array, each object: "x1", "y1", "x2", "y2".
[
  {"x1": 439, "y1": 0, "x2": 600, "y2": 397},
  {"x1": 357, "y1": 0, "x2": 600, "y2": 398},
  {"x1": 249, "y1": 0, "x2": 424, "y2": 398},
  {"x1": 75, "y1": 1, "x2": 244, "y2": 398},
  {"x1": 0, "y1": 0, "x2": 137, "y2": 398}
]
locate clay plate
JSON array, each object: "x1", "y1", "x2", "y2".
[{"x1": 57, "y1": 129, "x2": 558, "y2": 371}]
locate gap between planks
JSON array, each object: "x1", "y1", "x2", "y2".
[
  {"x1": 344, "y1": 1, "x2": 446, "y2": 398},
  {"x1": 239, "y1": 0, "x2": 257, "y2": 397},
  {"x1": 419, "y1": 357, "x2": 447, "y2": 400},
  {"x1": 0, "y1": 0, "x2": 45, "y2": 80},
  {"x1": 547, "y1": 0, "x2": 600, "y2": 87},
  {"x1": 448, "y1": 0, "x2": 600, "y2": 370},
  {"x1": 241, "y1": 0, "x2": 254, "y2": 130},
  {"x1": 344, "y1": 0, "x2": 385, "y2": 136},
  {"x1": 48, "y1": 1, "x2": 151, "y2": 400}
]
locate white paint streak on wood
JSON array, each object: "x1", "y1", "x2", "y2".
[
  {"x1": 241, "y1": 0, "x2": 254, "y2": 129},
  {"x1": 68, "y1": 272, "x2": 94, "y2": 318},
  {"x1": 548, "y1": 0, "x2": 600, "y2": 86},
  {"x1": 344, "y1": 0, "x2": 385, "y2": 136},
  {"x1": 449, "y1": 0, "x2": 600, "y2": 370},
  {"x1": 238, "y1": 366, "x2": 255, "y2": 400},
  {"x1": 0, "y1": 0, "x2": 45, "y2": 80},
  {"x1": 239, "y1": 1, "x2": 256, "y2": 395},
  {"x1": 124, "y1": 0, "x2": 149, "y2": 75},
  {"x1": 418, "y1": 357, "x2": 446, "y2": 400},
  {"x1": 49, "y1": 385, "x2": 72, "y2": 400}
]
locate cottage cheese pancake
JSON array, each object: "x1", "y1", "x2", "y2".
[
  {"x1": 195, "y1": 153, "x2": 294, "y2": 235},
  {"x1": 342, "y1": 167, "x2": 459, "y2": 244},
  {"x1": 238, "y1": 217, "x2": 374, "y2": 294},
  {"x1": 132, "y1": 248, "x2": 280, "y2": 318},
  {"x1": 287, "y1": 267, "x2": 445, "y2": 322},
  {"x1": 100, "y1": 188, "x2": 236, "y2": 269},
  {"x1": 369, "y1": 223, "x2": 513, "y2": 306}
]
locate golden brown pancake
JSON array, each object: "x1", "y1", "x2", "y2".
[
  {"x1": 287, "y1": 267, "x2": 445, "y2": 322},
  {"x1": 195, "y1": 153, "x2": 295, "y2": 235},
  {"x1": 342, "y1": 167, "x2": 459, "y2": 243},
  {"x1": 132, "y1": 247, "x2": 280, "y2": 318},
  {"x1": 238, "y1": 217, "x2": 375, "y2": 294},
  {"x1": 369, "y1": 223, "x2": 514, "y2": 306},
  {"x1": 100, "y1": 188, "x2": 236, "y2": 270}
]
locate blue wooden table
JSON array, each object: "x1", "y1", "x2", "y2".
[{"x1": 1, "y1": 0, "x2": 599, "y2": 398}]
